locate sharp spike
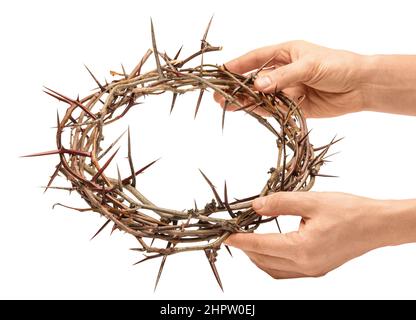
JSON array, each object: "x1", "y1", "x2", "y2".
[
  {"x1": 174, "y1": 45, "x2": 183, "y2": 60},
  {"x1": 44, "y1": 87, "x2": 97, "y2": 119},
  {"x1": 84, "y1": 65, "x2": 105, "y2": 91},
  {"x1": 128, "y1": 49, "x2": 153, "y2": 79},
  {"x1": 121, "y1": 63, "x2": 127, "y2": 79},
  {"x1": 253, "y1": 55, "x2": 276, "y2": 77},
  {"x1": 313, "y1": 173, "x2": 339, "y2": 178},
  {"x1": 202, "y1": 15, "x2": 214, "y2": 46},
  {"x1": 92, "y1": 147, "x2": 120, "y2": 182},
  {"x1": 39, "y1": 186, "x2": 76, "y2": 192},
  {"x1": 299, "y1": 129, "x2": 312, "y2": 144},
  {"x1": 90, "y1": 219, "x2": 111, "y2": 240},
  {"x1": 275, "y1": 218, "x2": 282, "y2": 233},
  {"x1": 221, "y1": 100, "x2": 228, "y2": 132},
  {"x1": 150, "y1": 18, "x2": 164, "y2": 79},
  {"x1": 43, "y1": 89, "x2": 69, "y2": 104},
  {"x1": 97, "y1": 130, "x2": 127, "y2": 161},
  {"x1": 224, "y1": 245, "x2": 233, "y2": 257},
  {"x1": 110, "y1": 223, "x2": 118, "y2": 235},
  {"x1": 116, "y1": 164, "x2": 123, "y2": 191},
  {"x1": 44, "y1": 163, "x2": 62, "y2": 193},
  {"x1": 194, "y1": 89, "x2": 204, "y2": 119},
  {"x1": 154, "y1": 242, "x2": 172, "y2": 292},
  {"x1": 198, "y1": 169, "x2": 224, "y2": 207},
  {"x1": 133, "y1": 253, "x2": 164, "y2": 266},
  {"x1": 223, "y1": 181, "x2": 236, "y2": 218},
  {"x1": 21, "y1": 149, "x2": 61, "y2": 158},
  {"x1": 205, "y1": 249, "x2": 223, "y2": 292},
  {"x1": 61, "y1": 148, "x2": 91, "y2": 157},
  {"x1": 169, "y1": 92, "x2": 178, "y2": 114},
  {"x1": 127, "y1": 127, "x2": 136, "y2": 187},
  {"x1": 229, "y1": 194, "x2": 259, "y2": 205},
  {"x1": 122, "y1": 158, "x2": 160, "y2": 185}
]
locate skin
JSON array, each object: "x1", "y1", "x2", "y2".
[{"x1": 213, "y1": 41, "x2": 416, "y2": 279}]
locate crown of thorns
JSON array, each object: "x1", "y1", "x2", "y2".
[{"x1": 25, "y1": 18, "x2": 336, "y2": 291}]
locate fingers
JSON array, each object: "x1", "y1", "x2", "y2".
[
  {"x1": 225, "y1": 44, "x2": 292, "y2": 75},
  {"x1": 252, "y1": 192, "x2": 317, "y2": 217},
  {"x1": 224, "y1": 232, "x2": 297, "y2": 257},
  {"x1": 254, "y1": 59, "x2": 313, "y2": 92}
]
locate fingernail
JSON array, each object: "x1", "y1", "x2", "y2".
[
  {"x1": 255, "y1": 76, "x2": 271, "y2": 89},
  {"x1": 252, "y1": 197, "x2": 266, "y2": 211}
]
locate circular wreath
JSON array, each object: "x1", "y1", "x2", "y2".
[{"x1": 27, "y1": 20, "x2": 334, "y2": 290}]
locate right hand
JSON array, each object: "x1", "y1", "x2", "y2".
[{"x1": 214, "y1": 40, "x2": 370, "y2": 118}]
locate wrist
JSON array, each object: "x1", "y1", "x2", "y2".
[
  {"x1": 356, "y1": 54, "x2": 383, "y2": 112},
  {"x1": 357, "y1": 54, "x2": 416, "y2": 115}
]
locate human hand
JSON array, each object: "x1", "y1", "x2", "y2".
[
  {"x1": 214, "y1": 41, "x2": 371, "y2": 118},
  {"x1": 225, "y1": 192, "x2": 416, "y2": 279}
]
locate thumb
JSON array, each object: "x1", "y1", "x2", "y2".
[
  {"x1": 254, "y1": 59, "x2": 313, "y2": 92},
  {"x1": 252, "y1": 192, "x2": 315, "y2": 218}
]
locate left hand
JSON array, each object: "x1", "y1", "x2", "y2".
[{"x1": 225, "y1": 191, "x2": 412, "y2": 279}]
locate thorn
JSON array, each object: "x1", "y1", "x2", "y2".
[
  {"x1": 128, "y1": 49, "x2": 153, "y2": 79},
  {"x1": 121, "y1": 63, "x2": 127, "y2": 79},
  {"x1": 43, "y1": 87, "x2": 97, "y2": 119},
  {"x1": 23, "y1": 148, "x2": 91, "y2": 158},
  {"x1": 154, "y1": 242, "x2": 172, "y2": 292},
  {"x1": 194, "y1": 89, "x2": 204, "y2": 119},
  {"x1": 275, "y1": 218, "x2": 282, "y2": 233},
  {"x1": 91, "y1": 147, "x2": 120, "y2": 182},
  {"x1": 133, "y1": 253, "x2": 164, "y2": 266},
  {"x1": 224, "y1": 245, "x2": 233, "y2": 257},
  {"x1": 127, "y1": 127, "x2": 136, "y2": 187},
  {"x1": 170, "y1": 92, "x2": 178, "y2": 114},
  {"x1": 90, "y1": 219, "x2": 111, "y2": 240},
  {"x1": 97, "y1": 129, "x2": 127, "y2": 161},
  {"x1": 150, "y1": 18, "x2": 164, "y2": 79},
  {"x1": 110, "y1": 223, "x2": 118, "y2": 235},
  {"x1": 21, "y1": 149, "x2": 61, "y2": 158},
  {"x1": 84, "y1": 65, "x2": 105, "y2": 92},
  {"x1": 299, "y1": 129, "x2": 312, "y2": 144},
  {"x1": 205, "y1": 249, "x2": 223, "y2": 292},
  {"x1": 198, "y1": 169, "x2": 224, "y2": 207},
  {"x1": 56, "y1": 109, "x2": 61, "y2": 130},
  {"x1": 122, "y1": 158, "x2": 160, "y2": 185},
  {"x1": 116, "y1": 164, "x2": 123, "y2": 191},
  {"x1": 202, "y1": 15, "x2": 214, "y2": 46},
  {"x1": 174, "y1": 45, "x2": 183, "y2": 60},
  {"x1": 44, "y1": 162, "x2": 62, "y2": 193},
  {"x1": 253, "y1": 55, "x2": 276, "y2": 78},
  {"x1": 221, "y1": 100, "x2": 228, "y2": 132},
  {"x1": 313, "y1": 173, "x2": 339, "y2": 178},
  {"x1": 223, "y1": 181, "x2": 236, "y2": 218}
]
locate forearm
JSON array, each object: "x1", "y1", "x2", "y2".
[
  {"x1": 376, "y1": 199, "x2": 416, "y2": 247},
  {"x1": 360, "y1": 55, "x2": 416, "y2": 115}
]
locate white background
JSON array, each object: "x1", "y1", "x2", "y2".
[{"x1": 1, "y1": 0, "x2": 416, "y2": 299}]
